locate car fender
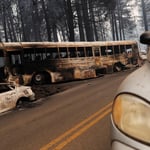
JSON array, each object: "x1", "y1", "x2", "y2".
[{"x1": 116, "y1": 61, "x2": 150, "y2": 102}]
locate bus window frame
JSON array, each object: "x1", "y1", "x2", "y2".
[
  {"x1": 106, "y1": 46, "x2": 113, "y2": 56},
  {"x1": 86, "y1": 47, "x2": 93, "y2": 57},
  {"x1": 77, "y1": 47, "x2": 86, "y2": 57},
  {"x1": 59, "y1": 47, "x2": 68, "y2": 58},
  {"x1": 101, "y1": 46, "x2": 107, "y2": 56},
  {"x1": 68, "y1": 47, "x2": 77, "y2": 58},
  {"x1": 93, "y1": 46, "x2": 100, "y2": 57}
]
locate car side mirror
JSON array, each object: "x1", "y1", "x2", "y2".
[
  {"x1": 140, "y1": 31, "x2": 150, "y2": 45},
  {"x1": 140, "y1": 31, "x2": 150, "y2": 62}
]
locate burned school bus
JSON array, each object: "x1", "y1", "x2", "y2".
[{"x1": 0, "y1": 41, "x2": 139, "y2": 85}]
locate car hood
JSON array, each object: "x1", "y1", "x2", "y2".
[
  {"x1": 16, "y1": 85, "x2": 33, "y2": 94},
  {"x1": 116, "y1": 61, "x2": 150, "y2": 103}
]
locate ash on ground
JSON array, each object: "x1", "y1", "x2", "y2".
[{"x1": 31, "y1": 84, "x2": 72, "y2": 99}]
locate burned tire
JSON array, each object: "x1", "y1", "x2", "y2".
[
  {"x1": 33, "y1": 73, "x2": 45, "y2": 85},
  {"x1": 16, "y1": 98, "x2": 29, "y2": 109},
  {"x1": 113, "y1": 62, "x2": 124, "y2": 72}
]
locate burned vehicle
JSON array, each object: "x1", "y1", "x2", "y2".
[
  {"x1": 0, "y1": 41, "x2": 139, "y2": 85},
  {"x1": 0, "y1": 82, "x2": 35, "y2": 113}
]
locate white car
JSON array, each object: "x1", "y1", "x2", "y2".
[
  {"x1": 111, "y1": 31, "x2": 150, "y2": 150},
  {"x1": 0, "y1": 82, "x2": 35, "y2": 113}
]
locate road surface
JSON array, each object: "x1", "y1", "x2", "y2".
[{"x1": 0, "y1": 69, "x2": 135, "y2": 150}]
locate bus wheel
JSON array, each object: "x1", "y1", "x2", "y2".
[
  {"x1": 113, "y1": 63, "x2": 122, "y2": 72},
  {"x1": 33, "y1": 73, "x2": 45, "y2": 85}
]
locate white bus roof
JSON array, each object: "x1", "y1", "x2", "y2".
[{"x1": 0, "y1": 41, "x2": 138, "y2": 51}]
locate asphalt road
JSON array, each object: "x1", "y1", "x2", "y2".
[{"x1": 0, "y1": 69, "x2": 136, "y2": 150}]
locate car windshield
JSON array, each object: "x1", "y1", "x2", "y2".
[{"x1": 0, "y1": 84, "x2": 13, "y2": 93}]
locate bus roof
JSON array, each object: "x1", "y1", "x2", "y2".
[{"x1": 0, "y1": 41, "x2": 138, "y2": 51}]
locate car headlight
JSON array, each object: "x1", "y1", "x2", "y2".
[
  {"x1": 24, "y1": 89, "x2": 29, "y2": 95},
  {"x1": 112, "y1": 94, "x2": 150, "y2": 144},
  {"x1": 24, "y1": 88, "x2": 32, "y2": 95}
]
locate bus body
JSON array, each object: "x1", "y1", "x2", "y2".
[{"x1": 0, "y1": 41, "x2": 139, "y2": 85}]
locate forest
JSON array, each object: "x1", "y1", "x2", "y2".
[{"x1": 0, "y1": 0, "x2": 149, "y2": 42}]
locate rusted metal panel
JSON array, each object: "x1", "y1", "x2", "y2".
[
  {"x1": 74, "y1": 68, "x2": 96, "y2": 79},
  {"x1": 48, "y1": 57, "x2": 103, "y2": 70},
  {"x1": 2, "y1": 43, "x2": 22, "y2": 51}
]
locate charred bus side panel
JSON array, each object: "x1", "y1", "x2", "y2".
[{"x1": 0, "y1": 41, "x2": 140, "y2": 85}]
